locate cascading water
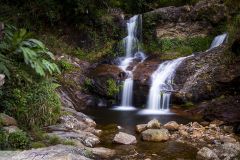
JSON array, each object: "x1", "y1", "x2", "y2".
[
  {"x1": 114, "y1": 15, "x2": 145, "y2": 110},
  {"x1": 209, "y1": 33, "x2": 228, "y2": 49},
  {"x1": 140, "y1": 33, "x2": 227, "y2": 114},
  {"x1": 145, "y1": 57, "x2": 189, "y2": 114}
]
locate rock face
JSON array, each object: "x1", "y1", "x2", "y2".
[
  {"x1": 47, "y1": 107, "x2": 100, "y2": 148},
  {"x1": 141, "y1": 129, "x2": 170, "y2": 142},
  {"x1": 0, "y1": 113, "x2": 17, "y2": 126},
  {"x1": 89, "y1": 64, "x2": 124, "y2": 98},
  {"x1": 113, "y1": 132, "x2": 137, "y2": 145},
  {"x1": 57, "y1": 55, "x2": 96, "y2": 111},
  {"x1": 144, "y1": 0, "x2": 229, "y2": 40}
]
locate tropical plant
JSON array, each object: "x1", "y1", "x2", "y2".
[{"x1": 0, "y1": 25, "x2": 60, "y2": 77}]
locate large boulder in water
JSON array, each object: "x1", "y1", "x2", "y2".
[
  {"x1": 141, "y1": 129, "x2": 170, "y2": 142},
  {"x1": 132, "y1": 57, "x2": 161, "y2": 106},
  {"x1": 113, "y1": 132, "x2": 137, "y2": 145}
]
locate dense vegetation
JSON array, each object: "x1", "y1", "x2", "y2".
[{"x1": 0, "y1": 0, "x2": 239, "y2": 150}]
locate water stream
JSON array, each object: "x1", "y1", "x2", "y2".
[{"x1": 116, "y1": 15, "x2": 145, "y2": 109}]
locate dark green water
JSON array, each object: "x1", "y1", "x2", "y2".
[{"x1": 83, "y1": 107, "x2": 198, "y2": 160}]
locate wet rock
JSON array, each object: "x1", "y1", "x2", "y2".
[
  {"x1": 3, "y1": 126, "x2": 20, "y2": 134},
  {"x1": 179, "y1": 129, "x2": 188, "y2": 137},
  {"x1": 90, "y1": 147, "x2": 116, "y2": 159},
  {"x1": 90, "y1": 64, "x2": 124, "y2": 98},
  {"x1": 200, "y1": 121, "x2": 210, "y2": 127},
  {"x1": 141, "y1": 129, "x2": 170, "y2": 142},
  {"x1": 219, "y1": 136, "x2": 237, "y2": 144},
  {"x1": 196, "y1": 147, "x2": 220, "y2": 160},
  {"x1": 210, "y1": 120, "x2": 224, "y2": 127},
  {"x1": 147, "y1": 119, "x2": 161, "y2": 129},
  {"x1": 113, "y1": 132, "x2": 137, "y2": 145},
  {"x1": 164, "y1": 121, "x2": 179, "y2": 131},
  {"x1": 0, "y1": 113, "x2": 17, "y2": 126},
  {"x1": 136, "y1": 124, "x2": 147, "y2": 133},
  {"x1": 7, "y1": 145, "x2": 92, "y2": 160}
]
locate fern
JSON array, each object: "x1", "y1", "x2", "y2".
[{"x1": 0, "y1": 25, "x2": 60, "y2": 77}]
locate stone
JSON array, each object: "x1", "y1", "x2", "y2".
[
  {"x1": 113, "y1": 132, "x2": 137, "y2": 145},
  {"x1": 90, "y1": 147, "x2": 116, "y2": 159},
  {"x1": 48, "y1": 130, "x2": 100, "y2": 147},
  {"x1": 136, "y1": 124, "x2": 147, "y2": 133},
  {"x1": 7, "y1": 145, "x2": 91, "y2": 160},
  {"x1": 141, "y1": 129, "x2": 170, "y2": 142},
  {"x1": 214, "y1": 142, "x2": 240, "y2": 160},
  {"x1": 192, "y1": 130, "x2": 202, "y2": 138},
  {"x1": 0, "y1": 113, "x2": 17, "y2": 126},
  {"x1": 196, "y1": 147, "x2": 220, "y2": 160},
  {"x1": 164, "y1": 121, "x2": 179, "y2": 131},
  {"x1": 210, "y1": 120, "x2": 224, "y2": 127},
  {"x1": 147, "y1": 119, "x2": 161, "y2": 129},
  {"x1": 3, "y1": 126, "x2": 20, "y2": 134},
  {"x1": 219, "y1": 135, "x2": 237, "y2": 144},
  {"x1": 179, "y1": 130, "x2": 188, "y2": 137}
]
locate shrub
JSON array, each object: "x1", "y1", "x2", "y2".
[
  {"x1": 0, "y1": 130, "x2": 8, "y2": 149},
  {"x1": 107, "y1": 79, "x2": 120, "y2": 97},
  {"x1": 31, "y1": 141, "x2": 46, "y2": 148},
  {"x1": 8, "y1": 131, "x2": 30, "y2": 149},
  {"x1": 2, "y1": 80, "x2": 61, "y2": 129}
]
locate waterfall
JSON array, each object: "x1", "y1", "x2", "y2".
[
  {"x1": 146, "y1": 57, "x2": 188, "y2": 112},
  {"x1": 209, "y1": 33, "x2": 228, "y2": 49},
  {"x1": 116, "y1": 15, "x2": 145, "y2": 109}
]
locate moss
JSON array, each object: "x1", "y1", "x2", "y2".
[{"x1": 181, "y1": 101, "x2": 195, "y2": 109}]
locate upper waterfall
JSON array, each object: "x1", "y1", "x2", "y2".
[
  {"x1": 209, "y1": 33, "x2": 228, "y2": 49},
  {"x1": 114, "y1": 15, "x2": 145, "y2": 110}
]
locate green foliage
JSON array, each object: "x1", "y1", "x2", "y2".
[
  {"x1": 0, "y1": 130, "x2": 8, "y2": 149},
  {"x1": 8, "y1": 131, "x2": 30, "y2": 149},
  {"x1": 181, "y1": 101, "x2": 195, "y2": 109},
  {"x1": 31, "y1": 141, "x2": 46, "y2": 148},
  {"x1": 145, "y1": 36, "x2": 212, "y2": 59},
  {"x1": 47, "y1": 135, "x2": 62, "y2": 145},
  {"x1": 83, "y1": 78, "x2": 94, "y2": 92},
  {"x1": 107, "y1": 79, "x2": 120, "y2": 97},
  {"x1": 58, "y1": 59, "x2": 76, "y2": 71},
  {"x1": 0, "y1": 26, "x2": 60, "y2": 77},
  {"x1": 2, "y1": 80, "x2": 61, "y2": 129}
]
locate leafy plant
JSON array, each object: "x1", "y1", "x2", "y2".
[
  {"x1": 8, "y1": 131, "x2": 30, "y2": 149},
  {"x1": 107, "y1": 79, "x2": 120, "y2": 97},
  {"x1": 0, "y1": 25, "x2": 60, "y2": 77},
  {"x1": 0, "y1": 129, "x2": 8, "y2": 149}
]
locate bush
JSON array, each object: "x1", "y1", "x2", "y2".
[
  {"x1": 107, "y1": 79, "x2": 120, "y2": 97},
  {"x1": 2, "y1": 80, "x2": 61, "y2": 129},
  {"x1": 0, "y1": 130, "x2": 8, "y2": 149},
  {"x1": 8, "y1": 131, "x2": 30, "y2": 149}
]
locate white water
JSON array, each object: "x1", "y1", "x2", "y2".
[
  {"x1": 114, "y1": 15, "x2": 145, "y2": 110},
  {"x1": 146, "y1": 57, "x2": 188, "y2": 113},
  {"x1": 209, "y1": 33, "x2": 228, "y2": 49}
]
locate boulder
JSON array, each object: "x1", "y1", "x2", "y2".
[
  {"x1": 164, "y1": 121, "x2": 179, "y2": 131},
  {"x1": 147, "y1": 119, "x2": 161, "y2": 129},
  {"x1": 214, "y1": 142, "x2": 240, "y2": 160},
  {"x1": 136, "y1": 124, "x2": 147, "y2": 133},
  {"x1": 3, "y1": 126, "x2": 20, "y2": 134},
  {"x1": 196, "y1": 147, "x2": 220, "y2": 160},
  {"x1": 0, "y1": 113, "x2": 17, "y2": 126},
  {"x1": 89, "y1": 147, "x2": 116, "y2": 159},
  {"x1": 141, "y1": 129, "x2": 170, "y2": 142},
  {"x1": 4, "y1": 145, "x2": 92, "y2": 160},
  {"x1": 47, "y1": 131, "x2": 100, "y2": 148},
  {"x1": 113, "y1": 132, "x2": 137, "y2": 145}
]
